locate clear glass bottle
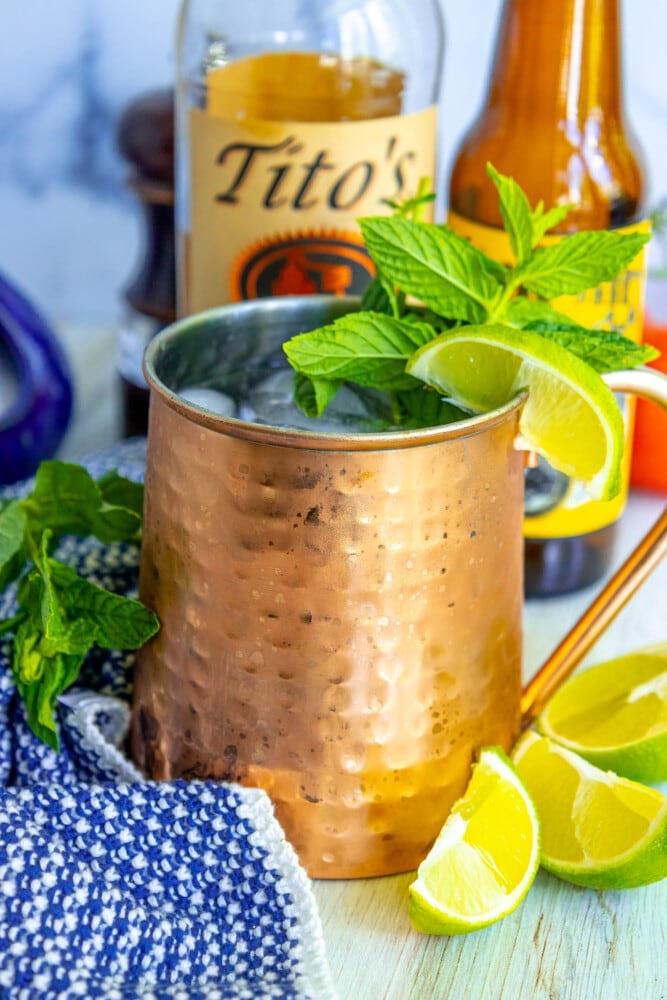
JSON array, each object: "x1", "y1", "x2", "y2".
[
  {"x1": 447, "y1": 0, "x2": 649, "y2": 598},
  {"x1": 175, "y1": 0, "x2": 444, "y2": 316}
]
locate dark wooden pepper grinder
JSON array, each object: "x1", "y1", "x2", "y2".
[{"x1": 116, "y1": 89, "x2": 176, "y2": 437}]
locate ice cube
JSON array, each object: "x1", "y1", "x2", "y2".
[
  {"x1": 178, "y1": 386, "x2": 237, "y2": 417},
  {"x1": 238, "y1": 369, "x2": 391, "y2": 433}
]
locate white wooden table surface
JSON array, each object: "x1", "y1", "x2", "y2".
[{"x1": 60, "y1": 322, "x2": 667, "y2": 1000}]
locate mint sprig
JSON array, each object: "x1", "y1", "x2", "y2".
[
  {"x1": 284, "y1": 164, "x2": 655, "y2": 420},
  {"x1": 0, "y1": 460, "x2": 159, "y2": 750}
]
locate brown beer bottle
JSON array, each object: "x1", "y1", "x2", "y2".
[
  {"x1": 448, "y1": 0, "x2": 649, "y2": 598},
  {"x1": 175, "y1": 0, "x2": 444, "y2": 317}
]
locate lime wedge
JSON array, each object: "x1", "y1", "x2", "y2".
[
  {"x1": 408, "y1": 747, "x2": 540, "y2": 935},
  {"x1": 537, "y1": 643, "x2": 667, "y2": 783},
  {"x1": 406, "y1": 324, "x2": 624, "y2": 500},
  {"x1": 512, "y1": 731, "x2": 667, "y2": 889}
]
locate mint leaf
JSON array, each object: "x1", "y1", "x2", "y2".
[
  {"x1": 50, "y1": 561, "x2": 159, "y2": 649},
  {"x1": 23, "y1": 461, "x2": 102, "y2": 535},
  {"x1": 487, "y1": 164, "x2": 533, "y2": 264},
  {"x1": 506, "y1": 297, "x2": 658, "y2": 371},
  {"x1": 531, "y1": 202, "x2": 572, "y2": 244},
  {"x1": 505, "y1": 298, "x2": 578, "y2": 328},
  {"x1": 0, "y1": 500, "x2": 25, "y2": 564},
  {"x1": 0, "y1": 613, "x2": 24, "y2": 637},
  {"x1": 11, "y1": 614, "x2": 85, "y2": 750},
  {"x1": 361, "y1": 276, "x2": 392, "y2": 314},
  {"x1": 361, "y1": 268, "x2": 405, "y2": 319},
  {"x1": 12, "y1": 616, "x2": 48, "y2": 684},
  {"x1": 16, "y1": 653, "x2": 84, "y2": 750},
  {"x1": 17, "y1": 565, "x2": 92, "y2": 657},
  {"x1": 362, "y1": 181, "x2": 441, "y2": 319},
  {"x1": 395, "y1": 388, "x2": 470, "y2": 428},
  {"x1": 519, "y1": 230, "x2": 650, "y2": 298},
  {"x1": 284, "y1": 312, "x2": 434, "y2": 390},
  {"x1": 0, "y1": 500, "x2": 27, "y2": 590},
  {"x1": 530, "y1": 325, "x2": 657, "y2": 373},
  {"x1": 359, "y1": 218, "x2": 504, "y2": 322},
  {"x1": 32, "y1": 532, "x2": 68, "y2": 649},
  {"x1": 97, "y1": 469, "x2": 144, "y2": 517},
  {"x1": 22, "y1": 461, "x2": 142, "y2": 543},
  {"x1": 293, "y1": 373, "x2": 343, "y2": 417},
  {"x1": 507, "y1": 296, "x2": 660, "y2": 374},
  {"x1": 486, "y1": 164, "x2": 572, "y2": 260},
  {"x1": 384, "y1": 182, "x2": 436, "y2": 221}
]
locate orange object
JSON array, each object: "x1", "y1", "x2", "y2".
[{"x1": 631, "y1": 315, "x2": 667, "y2": 493}]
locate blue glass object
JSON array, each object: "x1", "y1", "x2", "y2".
[{"x1": 0, "y1": 273, "x2": 74, "y2": 485}]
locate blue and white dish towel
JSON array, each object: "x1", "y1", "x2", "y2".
[{"x1": 0, "y1": 439, "x2": 337, "y2": 1000}]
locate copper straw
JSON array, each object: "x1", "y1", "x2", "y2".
[{"x1": 521, "y1": 504, "x2": 667, "y2": 728}]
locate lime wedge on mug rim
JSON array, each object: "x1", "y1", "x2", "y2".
[
  {"x1": 406, "y1": 324, "x2": 624, "y2": 500},
  {"x1": 513, "y1": 731, "x2": 667, "y2": 890},
  {"x1": 537, "y1": 643, "x2": 667, "y2": 783},
  {"x1": 408, "y1": 746, "x2": 540, "y2": 935}
]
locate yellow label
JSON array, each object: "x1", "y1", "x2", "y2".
[
  {"x1": 447, "y1": 210, "x2": 650, "y2": 538},
  {"x1": 185, "y1": 105, "x2": 437, "y2": 314}
]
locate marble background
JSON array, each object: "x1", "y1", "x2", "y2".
[{"x1": 0, "y1": 0, "x2": 665, "y2": 329}]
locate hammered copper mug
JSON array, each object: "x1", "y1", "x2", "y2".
[{"x1": 130, "y1": 295, "x2": 528, "y2": 878}]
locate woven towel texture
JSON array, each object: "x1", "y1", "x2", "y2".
[{"x1": 0, "y1": 440, "x2": 336, "y2": 1000}]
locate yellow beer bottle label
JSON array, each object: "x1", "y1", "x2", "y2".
[
  {"x1": 447, "y1": 210, "x2": 650, "y2": 538},
  {"x1": 183, "y1": 60, "x2": 437, "y2": 315}
]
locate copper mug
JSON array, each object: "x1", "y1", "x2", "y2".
[{"x1": 130, "y1": 295, "x2": 667, "y2": 879}]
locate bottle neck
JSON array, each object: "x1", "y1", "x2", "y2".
[{"x1": 486, "y1": 0, "x2": 624, "y2": 128}]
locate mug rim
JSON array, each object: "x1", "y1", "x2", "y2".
[{"x1": 143, "y1": 294, "x2": 527, "y2": 452}]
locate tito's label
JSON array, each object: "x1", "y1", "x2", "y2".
[
  {"x1": 448, "y1": 210, "x2": 650, "y2": 539},
  {"x1": 184, "y1": 106, "x2": 437, "y2": 314}
]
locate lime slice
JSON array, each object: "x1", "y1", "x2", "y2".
[
  {"x1": 406, "y1": 323, "x2": 624, "y2": 500},
  {"x1": 408, "y1": 747, "x2": 540, "y2": 935},
  {"x1": 538, "y1": 643, "x2": 667, "y2": 783},
  {"x1": 512, "y1": 731, "x2": 667, "y2": 889}
]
